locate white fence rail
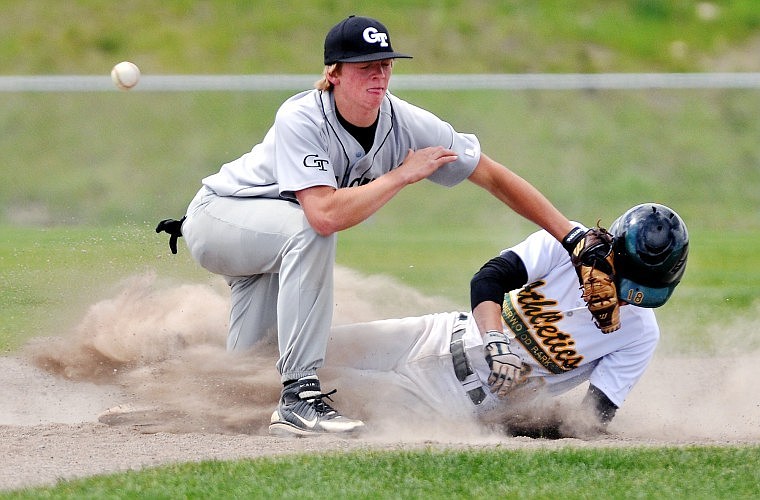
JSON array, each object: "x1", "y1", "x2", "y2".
[{"x1": 2, "y1": 73, "x2": 760, "y2": 92}]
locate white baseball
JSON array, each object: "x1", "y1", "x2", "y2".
[{"x1": 111, "y1": 61, "x2": 141, "y2": 90}]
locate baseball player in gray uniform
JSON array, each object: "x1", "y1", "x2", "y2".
[
  {"x1": 167, "y1": 15, "x2": 602, "y2": 437},
  {"x1": 323, "y1": 204, "x2": 689, "y2": 436}
]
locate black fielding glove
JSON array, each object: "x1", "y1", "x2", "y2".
[{"x1": 155, "y1": 216, "x2": 186, "y2": 255}]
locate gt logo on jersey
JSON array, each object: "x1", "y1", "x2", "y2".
[
  {"x1": 363, "y1": 27, "x2": 389, "y2": 47},
  {"x1": 303, "y1": 154, "x2": 329, "y2": 171}
]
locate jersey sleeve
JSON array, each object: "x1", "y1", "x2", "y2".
[
  {"x1": 425, "y1": 128, "x2": 481, "y2": 187},
  {"x1": 273, "y1": 100, "x2": 338, "y2": 200},
  {"x1": 391, "y1": 94, "x2": 481, "y2": 187},
  {"x1": 470, "y1": 251, "x2": 528, "y2": 309}
]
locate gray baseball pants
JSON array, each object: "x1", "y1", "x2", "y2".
[{"x1": 182, "y1": 186, "x2": 336, "y2": 383}]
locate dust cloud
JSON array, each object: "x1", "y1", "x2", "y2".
[
  {"x1": 10, "y1": 267, "x2": 760, "y2": 442},
  {"x1": 21, "y1": 267, "x2": 465, "y2": 437}
]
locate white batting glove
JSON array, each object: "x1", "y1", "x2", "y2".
[{"x1": 483, "y1": 330, "x2": 522, "y2": 398}]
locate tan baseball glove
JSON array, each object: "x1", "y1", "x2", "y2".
[{"x1": 562, "y1": 224, "x2": 620, "y2": 333}]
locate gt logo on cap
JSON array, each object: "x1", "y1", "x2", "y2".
[{"x1": 363, "y1": 27, "x2": 389, "y2": 47}]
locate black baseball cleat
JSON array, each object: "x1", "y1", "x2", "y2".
[{"x1": 268, "y1": 376, "x2": 364, "y2": 437}]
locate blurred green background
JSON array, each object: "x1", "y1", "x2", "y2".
[
  {"x1": 3, "y1": 0, "x2": 759, "y2": 74},
  {"x1": 1, "y1": 0, "x2": 759, "y2": 354}
]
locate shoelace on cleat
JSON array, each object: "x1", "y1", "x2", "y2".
[{"x1": 302, "y1": 389, "x2": 338, "y2": 415}]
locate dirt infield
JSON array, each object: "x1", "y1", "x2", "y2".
[{"x1": 2, "y1": 268, "x2": 758, "y2": 491}]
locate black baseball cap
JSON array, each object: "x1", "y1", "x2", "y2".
[{"x1": 324, "y1": 15, "x2": 412, "y2": 65}]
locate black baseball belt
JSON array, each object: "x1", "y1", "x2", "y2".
[{"x1": 450, "y1": 313, "x2": 487, "y2": 405}]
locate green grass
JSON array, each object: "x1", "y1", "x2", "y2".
[
  {"x1": 0, "y1": 223, "x2": 205, "y2": 352},
  {"x1": 2, "y1": 0, "x2": 760, "y2": 74},
  {"x1": 5, "y1": 447, "x2": 759, "y2": 498}
]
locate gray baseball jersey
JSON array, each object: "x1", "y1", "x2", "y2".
[
  {"x1": 184, "y1": 88, "x2": 483, "y2": 383},
  {"x1": 202, "y1": 89, "x2": 482, "y2": 200}
]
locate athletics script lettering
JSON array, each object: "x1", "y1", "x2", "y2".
[{"x1": 501, "y1": 280, "x2": 583, "y2": 374}]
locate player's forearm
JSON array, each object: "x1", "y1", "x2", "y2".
[
  {"x1": 297, "y1": 173, "x2": 408, "y2": 235},
  {"x1": 329, "y1": 174, "x2": 409, "y2": 231},
  {"x1": 299, "y1": 147, "x2": 459, "y2": 235},
  {"x1": 472, "y1": 301, "x2": 504, "y2": 339}
]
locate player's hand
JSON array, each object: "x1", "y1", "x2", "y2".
[
  {"x1": 396, "y1": 147, "x2": 458, "y2": 184},
  {"x1": 483, "y1": 330, "x2": 522, "y2": 398}
]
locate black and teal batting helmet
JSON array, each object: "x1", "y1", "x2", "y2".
[{"x1": 610, "y1": 203, "x2": 689, "y2": 308}]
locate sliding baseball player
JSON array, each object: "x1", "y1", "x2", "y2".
[{"x1": 323, "y1": 203, "x2": 689, "y2": 436}]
